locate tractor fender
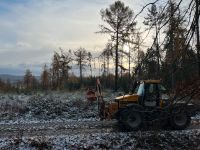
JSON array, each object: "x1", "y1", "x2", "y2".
[
  {"x1": 185, "y1": 103, "x2": 198, "y2": 116},
  {"x1": 171, "y1": 103, "x2": 197, "y2": 117}
]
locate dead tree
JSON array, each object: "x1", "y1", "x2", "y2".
[
  {"x1": 23, "y1": 69, "x2": 33, "y2": 90},
  {"x1": 59, "y1": 48, "x2": 73, "y2": 87},
  {"x1": 87, "y1": 52, "x2": 93, "y2": 77},
  {"x1": 195, "y1": 0, "x2": 200, "y2": 76},
  {"x1": 74, "y1": 47, "x2": 88, "y2": 85},
  {"x1": 51, "y1": 52, "x2": 61, "y2": 89},
  {"x1": 41, "y1": 64, "x2": 50, "y2": 90}
]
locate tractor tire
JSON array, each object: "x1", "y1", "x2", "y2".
[
  {"x1": 170, "y1": 111, "x2": 191, "y2": 130},
  {"x1": 120, "y1": 109, "x2": 143, "y2": 131},
  {"x1": 125, "y1": 111, "x2": 143, "y2": 130}
]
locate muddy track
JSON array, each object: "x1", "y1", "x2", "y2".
[
  {"x1": 0, "y1": 120, "x2": 117, "y2": 138},
  {"x1": 0, "y1": 120, "x2": 200, "y2": 138}
]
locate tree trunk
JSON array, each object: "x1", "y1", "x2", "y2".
[
  {"x1": 196, "y1": 0, "x2": 200, "y2": 77},
  {"x1": 107, "y1": 55, "x2": 109, "y2": 76},
  {"x1": 170, "y1": 0, "x2": 175, "y2": 88},
  {"x1": 115, "y1": 28, "x2": 119, "y2": 91},
  {"x1": 128, "y1": 44, "x2": 131, "y2": 82},
  {"x1": 155, "y1": 23, "x2": 160, "y2": 79},
  {"x1": 120, "y1": 53, "x2": 123, "y2": 78},
  {"x1": 107, "y1": 55, "x2": 110, "y2": 89},
  {"x1": 80, "y1": 63, "x2": 82, "y2": 85}
]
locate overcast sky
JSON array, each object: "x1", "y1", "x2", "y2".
[{"x1": 0, "y1": 0, "x2": 157, "y2": 76}]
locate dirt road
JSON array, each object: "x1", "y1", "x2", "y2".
[
  {"x1": 0, "y1": 120, "x2": 117, "y2": 137},
  {"x1": 0, "y1": 119, "x2": 199, "y2": 138}
]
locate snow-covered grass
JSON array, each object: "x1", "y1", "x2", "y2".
[
  {"x1": 0, "y1": 92, "x2": 200, "y2": 149},
  {"x1": 0, "y1": 91, "x2": 198, "y2": 121},
  {"x1": 0, "y1": 129, "x2": 200, "y2": 149},
  {"x1": 0, "y1": 91, "x2": 199, "y2": 124},
  {"x1": 0, "y1": 91, "x2": 118, "y2": 124}
]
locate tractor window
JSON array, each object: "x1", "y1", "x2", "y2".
[
  {"x1": 158, "y1": 84, "x2": 169, "y2": 100},
  {"x1": 146, "y1": 84, "x2": 157, "y2": 95},
  {"x1": 144, "y1": 83, "x2": 159, "y2": 107},
  {"x1": 137, "y1": 83, "x2": 144, "y2": 96},
  {"x1": 158, "y1": 84, "x2": 167, "y2": 93},
  {"x1": 149, "y1": 84, "x2": 154, "y2": 93}
]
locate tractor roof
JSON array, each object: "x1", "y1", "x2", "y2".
[{"x1": 143, "y1": 80, "x2": 161, "y2": 84}]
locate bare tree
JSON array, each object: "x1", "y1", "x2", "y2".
[
  {"x1": 51, "y1": 52, "x2": 61, "y2": 89},
  {"x1": 59, "y1": 48, "x2": 73, "y2": 87},
  {"x1": 99, "y1": 0, "x2": 136, "y2": 91},
  {"x1": 87, "y1": 52, "x2": 93, "y2": 77},
  {"x1": 195, "y1": 0, "x2": 200, "y2": 76},
  {"x1": 23, "y1": 69, "x2": 33, "y2": 90},
  {"x1": 41, "y1": 64, "x2": 50, "y2": 90},
  {"x1": 50, "y1": 49, "x2": 73, "y2": 89},
  {"x1": 74, "y1": 47, "x2": 88, "y2": 85},
  {"x1": 144, "y1": 4, "x2": 164, "y2": 78}
]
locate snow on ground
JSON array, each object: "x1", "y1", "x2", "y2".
[
  {"x1": 0, "y1": 91, "x2": 200, "y2": 124},
  {"x1": 0, "y1": 91, "x2": 103, "y2": 124},
  {"x1": 192, "y1": 113, "x2": 200, "y2": 120},
  {"x1": 0, "y1": 129, "x2": 200, "y2": 149},
  {"x1": 0, "y1": 92, "x2": 200, "y2": 149},
  {"x1": 0, "y1": 90, "x2": 121, "y2": 125}
]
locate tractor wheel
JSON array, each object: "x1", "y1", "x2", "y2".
[
  {"x1": 121, "y1": 110, "x2": 143, "y2": 131},
  {"x1": 170, "y1": 111, "x2": 191, "y2": 130}
]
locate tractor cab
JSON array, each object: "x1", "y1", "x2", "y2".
[
  {"x1": 114, "y1": 80, "x2": 169, "y2": 109},
  {"x1": 136, "y1": 80, "x2": 169, "y2": 107}
]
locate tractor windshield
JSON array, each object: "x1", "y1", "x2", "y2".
[{"x1": 137, "y1": 83, "x2": 144, "y2": 96}]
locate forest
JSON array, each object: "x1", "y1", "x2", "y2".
[{"x1": 0, "y1": 0, "x2": 199, "y2": 94}]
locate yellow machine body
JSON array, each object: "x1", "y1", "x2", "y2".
[
  {"x1": 105, "y1": 80, "x2": 163, "y2": 118},
  {"x1": 105, "y1": 94, "x2": 139, "y2": 118}
]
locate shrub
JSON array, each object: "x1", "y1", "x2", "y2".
[{"x1": 27, "y1": 95, "x2": 67, "y2": 119}]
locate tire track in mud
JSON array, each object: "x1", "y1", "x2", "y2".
[
  {"x1": 0, "y1": 120, "x2": 118, "y2": 137},
  {"x1": 0, "y1": 119, "x2": 200, "y2": 138}
]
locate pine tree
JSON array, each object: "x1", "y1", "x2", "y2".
[
  {"x1": 99, "y1": 0, "x2": 136, "y2": 91},
  {"x1": 24, "y1": 69, "x2": 33, "y2": 90},
  {"x1": 163, "y1": 1, "x2": 197, "y2": 87},
  {"x1": 144, "y1": 4, "x2": 164, "y2": 78}
]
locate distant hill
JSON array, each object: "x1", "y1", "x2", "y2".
[{"x1": 0, "y1": 74, "x2": 40, "y2": 83}]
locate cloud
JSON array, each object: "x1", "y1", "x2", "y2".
[
  {"x1": 0, "y1": 0, "x2": 154, "y2": 75},
  {"x1": 0, "y1": 0, "x2": 106, "y2": 73}
]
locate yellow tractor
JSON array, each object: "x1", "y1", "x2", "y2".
[{"x1": 96, "y1": 79, "x2": 196, "y2": 130}]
